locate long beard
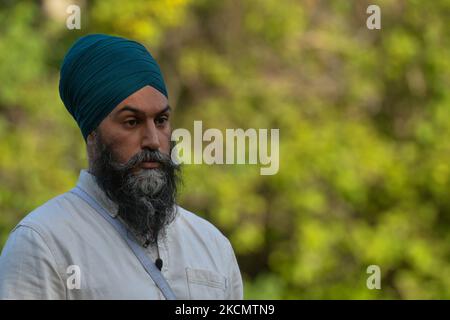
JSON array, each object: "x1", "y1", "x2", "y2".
[{"x1": 90, "y1": 135, "x2": 180, "y2": 246}]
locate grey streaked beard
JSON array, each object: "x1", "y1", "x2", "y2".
[{"x1": 90, "y1": 132, "x2": 181, "y2": 247}]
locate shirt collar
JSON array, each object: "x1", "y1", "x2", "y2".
[{"x1": 76, "y1": 169, "x2": 119, "y2": 218}]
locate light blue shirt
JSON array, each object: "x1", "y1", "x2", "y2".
[{"x1": 0, "y1": 170, "x2": 243, "y2": 299}]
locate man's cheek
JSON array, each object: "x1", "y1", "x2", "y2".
[
  {"x1": 160, "y1": 132, "x2": 172, "y2": 155},
  {"x1": 104, "y1": 137, "x2": 129, "y2": 161},
  {"x1": 108, "y1": 145, "x2": 132, "y2": 165}
]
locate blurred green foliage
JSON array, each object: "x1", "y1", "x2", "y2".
[{"x1": 0, "y1": 0, "x2": 449, "y2": 299}]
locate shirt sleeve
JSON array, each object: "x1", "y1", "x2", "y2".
[
  {"x1": 0, "y1": 225, "x2": 66, "y2": 299},
  {"x1": 224, "y1": 239, "x2": 244, "y2": 300}
]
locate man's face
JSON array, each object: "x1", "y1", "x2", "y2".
[
  {"x1": 91, "y1": 85, "x2": 172, "y2": 166},
  {"x1": 87, "y1": 85, "x2": 180, "y2": 246}
]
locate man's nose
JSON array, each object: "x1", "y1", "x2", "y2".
[{"x1": 141, "y1": 120, "x2": 161, "y2": 150}]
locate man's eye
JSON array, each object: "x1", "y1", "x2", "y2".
[
  {"x1": 155, "y1": 116, "x2": 168, "y2": 126},
  {"x1": 124, "y1": 119, "x2": 138, "y2": 127}
]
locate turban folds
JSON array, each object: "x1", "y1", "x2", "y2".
[{"x1": 59, "y1": 34, "x2": 168, "y2": 141}]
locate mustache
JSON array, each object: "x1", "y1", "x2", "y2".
[{"x1": 112, "y1": 149, "x2": 177, "y2": 171}]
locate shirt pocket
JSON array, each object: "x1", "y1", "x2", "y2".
[{"x1": 186, "y1": 267, "x2": 227, "y2": 300}]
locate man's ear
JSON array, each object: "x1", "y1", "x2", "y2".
[
  {"x1": 86, "y1": 130, "x2": 97, "y2": 146},
  {"x1": 86, "y1": 130, "x2": 99, "y2": 163},
  {"x1": 86, "y1": 130, "x2": 98, "y2": 172}
]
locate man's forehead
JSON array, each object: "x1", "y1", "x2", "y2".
[
  {"x1": 114, "y1": 104, "x2": 171, "y2": 117},
  {"x1": 111, "y1": 85, "x2": 170, "y2": 117}
]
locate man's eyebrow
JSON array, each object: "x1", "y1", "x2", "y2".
[
  {"x1": 115, "y1": 105, "x2": 171, "y2": 117},
  {"x1": 157, "y1": 105, "x2": 171, "y2": 116}
]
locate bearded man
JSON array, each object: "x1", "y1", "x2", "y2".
[{"x1": 0, "y1": 34, "x2": 243, "y2": 300}]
